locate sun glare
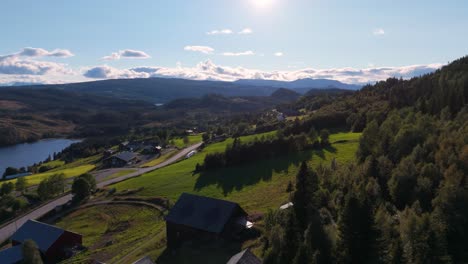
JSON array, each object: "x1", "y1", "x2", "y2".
[{"x1": 251, "y1": 0, "x2": 274, "y2": 9}]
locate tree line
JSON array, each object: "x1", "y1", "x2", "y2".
[{"x1": 198, "y1": 129, "x2": 330, "y2": 171}]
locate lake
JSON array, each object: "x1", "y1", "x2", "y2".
[{"x1": 0, "y1": 139, "x2": 81, "y2": 176}]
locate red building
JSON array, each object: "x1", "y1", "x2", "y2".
[{"x1": 10, "y1": 220, "x2": 82, "y2": 263}]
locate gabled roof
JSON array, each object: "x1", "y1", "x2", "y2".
[
  {"x1": 227, "y1": 248, "x2": 262, "y2": 264},
  {"x1": 11, "y1": 220, "x2": 66, "y2": 253},
  {"x1": 113, "y1": 151, "x2": 137, "y2": 162},
  {"x1": 0, "y1": 245, "x2": 23, "y2": 264},
  {"x1": 165, "y1": 193, "x2": 246, "y2": 234}
]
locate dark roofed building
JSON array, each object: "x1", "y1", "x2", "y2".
[
  {"x1": 0, "y1": 245, "x2": 23, "y2": 264},
  {"x1": 11, "y1": 220, "x2": 82, "y2": 263},
  {"x1": 104, "y1": 151, "x2": 138, "y2": 167},
  {"x1": 165, "y1": 193, "x2": 248, "y2": 248},
  {"x1": 227, "y1": 248, "x2": 262, "y2": 264}
]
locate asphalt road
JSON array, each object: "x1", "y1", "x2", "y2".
[{"x1": 0, "y1": 142, "x2": 202, "y2": 244}]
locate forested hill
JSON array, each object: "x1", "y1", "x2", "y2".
[
  {"x1": 261, "y1": 56, "x2": 468, "y2": 264},
  {"x1": 1, "y1": 77, "x2": 361, "y2": 104},
  {"x1": 282, "y1": 56, "x2": 468, "y2": 133},
  {"x1": 360, "y1": 55, "x2": 467, "y2": 116}
]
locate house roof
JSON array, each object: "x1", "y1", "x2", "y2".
[
  {"x1": 165, "y1": 193, "x2": 246, "y2": 234},
  {"x1": 0, "y1": 245, "x2": 23, "y2": 264},
  {"x1": 226, "y1": 248, "x2": 262, "y2": 264},
  {"x1": 11, "y1": 220, "x2": 67, "y2": 253},
  {"x1": 113, "y1": 152, "x2": 137, "y2": 162}
]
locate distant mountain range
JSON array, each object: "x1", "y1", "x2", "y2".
[
  {"x1": 0, "y1": 77, "x2": 360, "y2": 103},
  {"x1": 235, "y1": 78, "x2": 362, "y2": 91}
]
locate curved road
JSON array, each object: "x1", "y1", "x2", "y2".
[{"x1": 0, "y1": 142, "x2": 202, "y2": 244}]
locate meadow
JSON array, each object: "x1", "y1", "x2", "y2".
[
  {"x1": 56, "y1": 204, "x2": 164, "y2": 263},
  {"x1": 114, "y1": 131, "x2": 360, "y2": 212},
  {"x1": 4, "y1": 164, "x2": 95, "y2": 187}
]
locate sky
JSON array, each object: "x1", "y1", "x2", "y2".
[{"x1": 1, "y1": 0, "x2": 467, "y2": 85}]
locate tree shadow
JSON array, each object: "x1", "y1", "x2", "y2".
[
  {"x1": 193, "y1": 150, "x2": 314, "y2": 196},
  {"x1": 313, "y1": 145, "x2": 337, "y2": 159}
]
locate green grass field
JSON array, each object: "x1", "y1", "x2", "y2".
[
  {"x1": 56, "y1": 204, "x2": 164, "y2": 263},
  {"x1": 5, "y1": 164, "x2": 95, "y2": 187},
  {"x1": 114, "y1": 131, "x2": 360, "y2": 213},
  {"x1": 172, "y1": 134, "x2": 203, "y2": 148},
  {"x1": 40, "y1": 159, "x2": 65, "y2": 169}
]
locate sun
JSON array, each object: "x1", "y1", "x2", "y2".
[{"x1": 251, "y1": 0, "x2": 274, "y2": 9}]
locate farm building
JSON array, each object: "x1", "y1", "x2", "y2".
[
  {"x1": 227, "y1": 248, "x2": 262, "y2": 264},
  {"x1": 104, "y1": 151, "x2": 138, "y2": 167},
  {"x1": 0, "y1": 245, "x2": 23, "y2": 264},
  {"x1": 10, "y1": 220, "x2": 82, "y2": 263},
  {"x1": 165, "y1": 193, "x2": 250, "y2": 248}
]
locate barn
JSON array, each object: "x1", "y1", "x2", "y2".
[
  {"x1": 0, "y1": 245, "x2": 23, "y2": 264},
  {"x1": 165, "y1": 193, "x2": 249, "y2": 248},
  {"x1": 10, "y1": 220, "x2": 82, "y2": 263}
]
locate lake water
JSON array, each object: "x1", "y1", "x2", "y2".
[{"x1": 0, "y1": 139, "x2": 81, "y2": 175}]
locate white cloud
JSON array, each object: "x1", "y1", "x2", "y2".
[
  {"x1": 373, "y1": 28, "x2": 385, "y2": 36},
  {"x1": 221, "y1": 51, "x2": 255, "y2": 56},
  {"x1": 184, "y1": 45, "x2": 215, "y2": 54},
  {"x1": 82, "y1": 60, "x2": 443, "y2": 84},
  {"x1": 83, "y1": 65, "x2": 149, "y2": 79},
  {"x1": 0, "y1": 48, "x2": 74, "y2": 76},
  {"x1": 18, "y1": 47, "x2": 75, "y2": 58},
  {"x1": 274, "y1": 52, "x2": 284, "y2": 57},
  {"x1": 238, "y1": 28, "x2": 253, "y2": 35},
  {"x1": 206, "y1": 29, "x2": 233, "y2": 35},
  {"x1": 102, "y1": 49, "x2": 150, "y2": 60}
]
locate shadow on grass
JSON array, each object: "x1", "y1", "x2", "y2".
[
  {"x1": 194, "y1": 150, "x2": 314, "y2": 196},
  {"x1": 156, "y1": 241, "x2": 242, "y2": 264},
  {"x1": 314, "y1": 145, "x2": 337, "y2": 159}
]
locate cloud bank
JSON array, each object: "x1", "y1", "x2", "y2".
[
  {"x1": 0, "y1": 47, "x2": 443, "y2": 86},
  {"x1": 82, "y1": 60, "x2": 443, "y2": 84}
]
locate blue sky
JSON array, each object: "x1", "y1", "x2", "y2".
[{"x1": 1, "y1": 0, "x2": 467, "y2": 85}]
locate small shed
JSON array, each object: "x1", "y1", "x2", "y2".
[
  {"x1": 0, "y1": 245, "x2": 23, "y2": 264},
  {"x1": 227, "y1": 248, "x2": 262, "y2": 264},
  {"x1": 165, "y1": 193, "x2": 248, "y2": 248},
  {"x1": 11, "y1": 220, "x2": 82, "y2": 263}
]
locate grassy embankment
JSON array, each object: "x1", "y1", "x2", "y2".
[
  {"x1": 140, "y1": 150, "x2": 178, "y2": 168},
  {"x1": 55, "y1": 204, "x2": 164, "y2": 263}
]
